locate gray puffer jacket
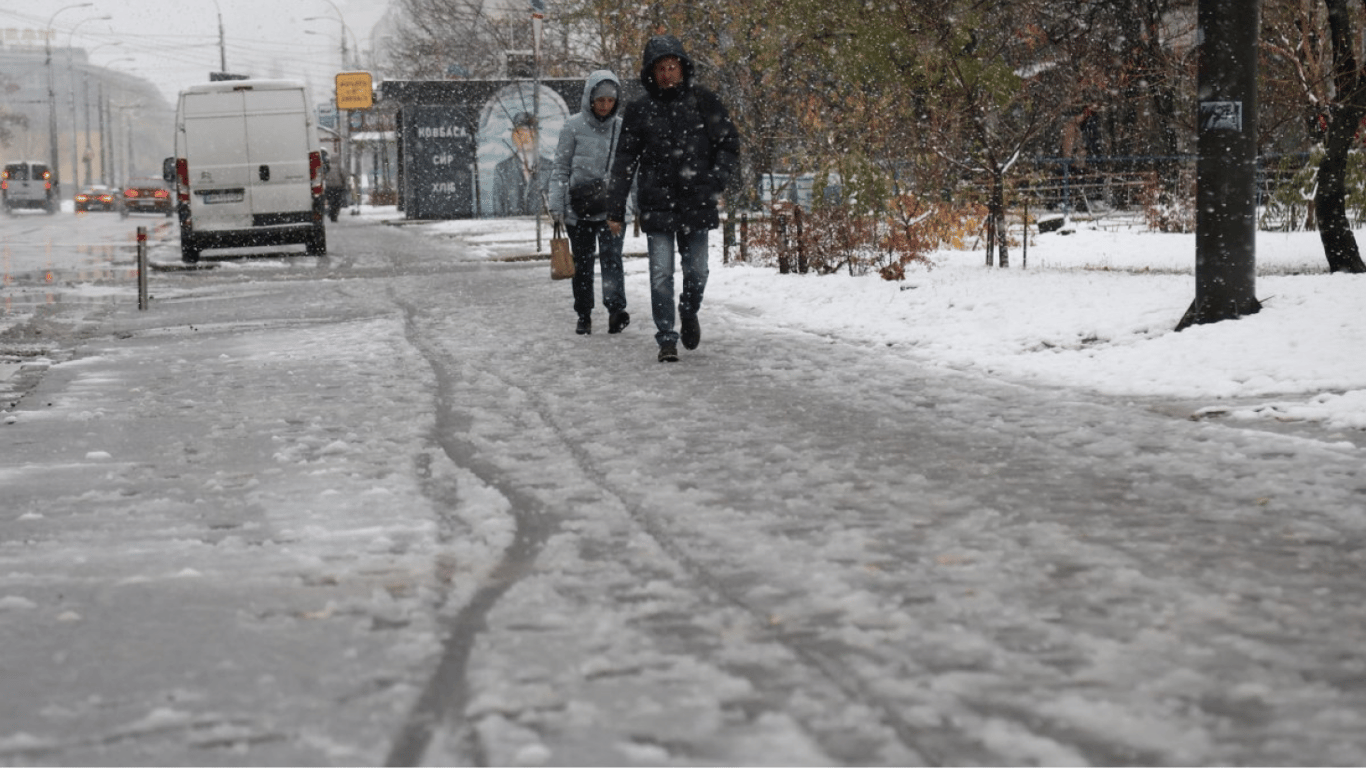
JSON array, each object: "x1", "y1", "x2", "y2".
[{"x1": 548, "y1": 69, "x2": 622, "y2": 224}]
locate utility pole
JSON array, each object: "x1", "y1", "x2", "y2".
[
  {"x1": 82, "y1": 69, "x2": 93, "y2": 187},
  {"x1": 45, "y1": 3, "x2": 93, "y2": 200},
  {"x1": 532, "y1": 0, "x2": 545, "y2": 249},
  {"x1": 67, "y1": 15, "x2": 110, "y2": 192},
  {"x1": 1178, "y1": 0, "x2": 1262, "y2": 330},
  {"x1": 98, "y1": 82, "x2": 108, "y2": 185}
]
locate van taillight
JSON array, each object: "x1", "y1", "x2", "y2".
[
  {"x1": 176, "y1": 158, "x2": 190, "y2": 203},
  {"x1": 308, "y1": 151, "x2": 323, "y2": 196}
]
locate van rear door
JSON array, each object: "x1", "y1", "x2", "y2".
[
  {"x1": 242, "y1": 88, "x2": 313, "y2": 216},
  {"x1": 181, "y1": 89, "x2": 252, "y2": 225}
]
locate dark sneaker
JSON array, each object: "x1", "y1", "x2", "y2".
[
  {"x1": 608, "y1": 310, "x2": 630, "y2": 334},
  {"x1": 658, "y1": 343, "x2": 679, "y2": 363},
  {"x1": 680, "y1": 314, "x2": 700, "y2": 350},
  {"x1": 576, "y1": 314, "x2": 592, "y2": 335}
]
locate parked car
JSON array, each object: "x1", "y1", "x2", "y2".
[
  {"x1": 2, "y1": 161, "x2": 58, "y2": 214},
  {"x1": 121, "y1": 177, "x2": 173, "y2": 216},
  {"x1": 74, "y1": 185, "x2": 118, "y2": 213}
]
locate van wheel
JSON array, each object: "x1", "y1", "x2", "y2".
[{"x1": 305, "y1": 224, "x2": 326, "y2": 256}]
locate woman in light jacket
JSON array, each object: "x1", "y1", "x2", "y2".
[{"x1": 549, "y1": 70, "x2": 629, "y2": 335}]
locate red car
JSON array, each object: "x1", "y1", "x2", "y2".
[
  {"x1": 122, "y1": 177, "x2": 173, "y2": 216},
  {"x1": 74, "y1": 185, "x2": 118, "y2": 213}
]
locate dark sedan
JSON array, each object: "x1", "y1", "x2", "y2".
[
  {"x1": 122, "y1": 177, "x2": 173, "y2": 216},
  {"x1": 74, "y1": 186, "x2": 118, "y2": 213}
]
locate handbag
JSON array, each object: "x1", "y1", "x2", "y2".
[
  {"x1": 569, "y1": 178, "x2": 609, "y2": 218},
  {"x1": 550, "y1": 221, "x2": 575, "y2": 280},
  {"x1": 568, "y1": 122, "x2": 617, "y2": 219}
]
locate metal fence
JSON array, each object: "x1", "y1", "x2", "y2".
[{"x1": 1015, "y1": 153, "x2": 1337, "y2": 232}]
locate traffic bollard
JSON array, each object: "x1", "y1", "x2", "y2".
[{"x1": 137, "y1": 226, "x2": 148, "y2": 310}]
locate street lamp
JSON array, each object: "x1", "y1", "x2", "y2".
[
  {"x1": 319, "y1": 0, "x2": 351, "y2": 63},
  {"x1": 80, "y1": 42, "x2": 123, "y2": 187},
  {"x1": 304, "y1": 15, "x2": 355, "y2": 70},
  {"x1": 209, "y1": 0, "x2": 227, "y2": 72},
  {"x1": 97, "y1": 57, "x2": 135, "y2": 185},
  {"x1": 68, "y1": 16, "x2": 111, "y2": 192},
  {"x1": 307, "y1": 0, "x2": 360, "y2": 214},
  {"x1": 45, "y1": 2, "x2": 93, "y2": 199}
]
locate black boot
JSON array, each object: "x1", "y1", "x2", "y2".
[
  {"x1": 657, "y1": 343, "x2": 679, "y2": 362},
  {"x1": 576, "y1": 314, "x2": 592, "y2": 335},
  {"x1": 680, "y1": 314, "x2": 700, "y2": 350},
  {"x1": 608, "y1": 310, "x2": 630, "y2": 334}
]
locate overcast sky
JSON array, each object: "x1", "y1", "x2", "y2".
[{"x1": 0, "y1": 0, "x2": 391, "y2": 104}]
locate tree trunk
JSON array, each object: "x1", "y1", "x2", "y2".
[
  {"x1": 1316, "y1": 0, "x2": 1366, "y2": 274},
  {"x1": 989, "y1": 171, "x2": 1008, "y2": 268},
  {"x1": 1315, "y1": 115, "x2": 1366, "y2": 272},
  {"x1": 1178, "y1": 0, "x2": 1263, "y2": 330},
  {"x1": 984, "y1": 208, "x2": 996, "y2": 267}
]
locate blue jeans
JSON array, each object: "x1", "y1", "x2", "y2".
[
  {"x1": 568, "y1": 219, "x2": 626, "y2": 316},
  {"x1": 646, "y1": 228, "x2": 709, "y2": 346}
]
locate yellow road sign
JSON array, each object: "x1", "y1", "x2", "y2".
[{"x1": 335, "y1": 71, "x2": 373, "y2": 110}]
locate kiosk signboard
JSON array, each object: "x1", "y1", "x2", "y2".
[{"x1": 401, "y1": 105, "x2": 475, "y2": 219}]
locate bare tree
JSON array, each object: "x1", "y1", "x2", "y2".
[
  {"x1": 385, "y1": 0, "x2": 528, "y2": 80},
  {"x1": 1313, "y1": 0, "x2": 1366, "y2": 272},
  {"x1": 1261, "y1": 0, "x2": 1331, "y2": 152},
  {"x1": 906, "y1": 0, "x2": 1074, "y2": 267},
  {"x1": 384, "y1": 0, "x2": 661, "y2": 82}
]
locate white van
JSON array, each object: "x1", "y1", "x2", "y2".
[
  {"x1": 2, "y1": 161, "x2": 58, "y2": 214},
  {"x1": 168, "y1": 79, "x2": 326, "y2": 262}
]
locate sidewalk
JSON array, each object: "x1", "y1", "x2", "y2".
[
  {"x1": 4, "y1": 213, "x2": 1366, "y2": 765},
  {"x1": 0, "y1": 236, "x2": 454, "y2": 764}
]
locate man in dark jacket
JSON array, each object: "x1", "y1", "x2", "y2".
[{"x1": 607, "y1": 35, "x2": 741, "y2": 363}]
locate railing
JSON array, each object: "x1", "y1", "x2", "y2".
[{"x1": 738, "y1": 152, "x2": 1357, "y2": 273}]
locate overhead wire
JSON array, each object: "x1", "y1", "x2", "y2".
[{"x1": 1, "y1": 5, "x2": 351, "y2": 102}]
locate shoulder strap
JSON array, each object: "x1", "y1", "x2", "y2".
[{"x1": 605, "y1": 119, "x2": 618, "y2": 174}]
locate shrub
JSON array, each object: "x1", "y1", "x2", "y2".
[
  {"x1": 747, "y1": 196, "x2": 984, "y2": 280},
  {"x1": 1140, "y1": 168, "x2": 1195, "y2": 233}
]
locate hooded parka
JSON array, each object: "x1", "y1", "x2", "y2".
[
  {"x1": 608, "y1": 35, "x2": 741, "y2": 233},
  {"x1": 549, "y1": 70, "x2": 622, "y2": 224}
]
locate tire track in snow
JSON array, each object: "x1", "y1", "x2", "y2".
[
  {"x1": 389, "y1": 298, "x2": 992, "y2": 766},
  {"x1": 524, "y1": 381, "x2": 1000, "y2": 764},
  {"x1": 384, "y1": 297, "x2": 559, "y2": 767}
]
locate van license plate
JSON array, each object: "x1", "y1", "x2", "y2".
[{"x1": 198, "y1": 190, "x2": 244, "y2": 204}]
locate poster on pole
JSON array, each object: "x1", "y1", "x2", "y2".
[{"x1": 335, "y1": 72, "x2": 374, "y2": 111}]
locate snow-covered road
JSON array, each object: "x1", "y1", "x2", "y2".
[{"x1": 2, "y1": 214, "x2": 1364, "y2": 765}]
